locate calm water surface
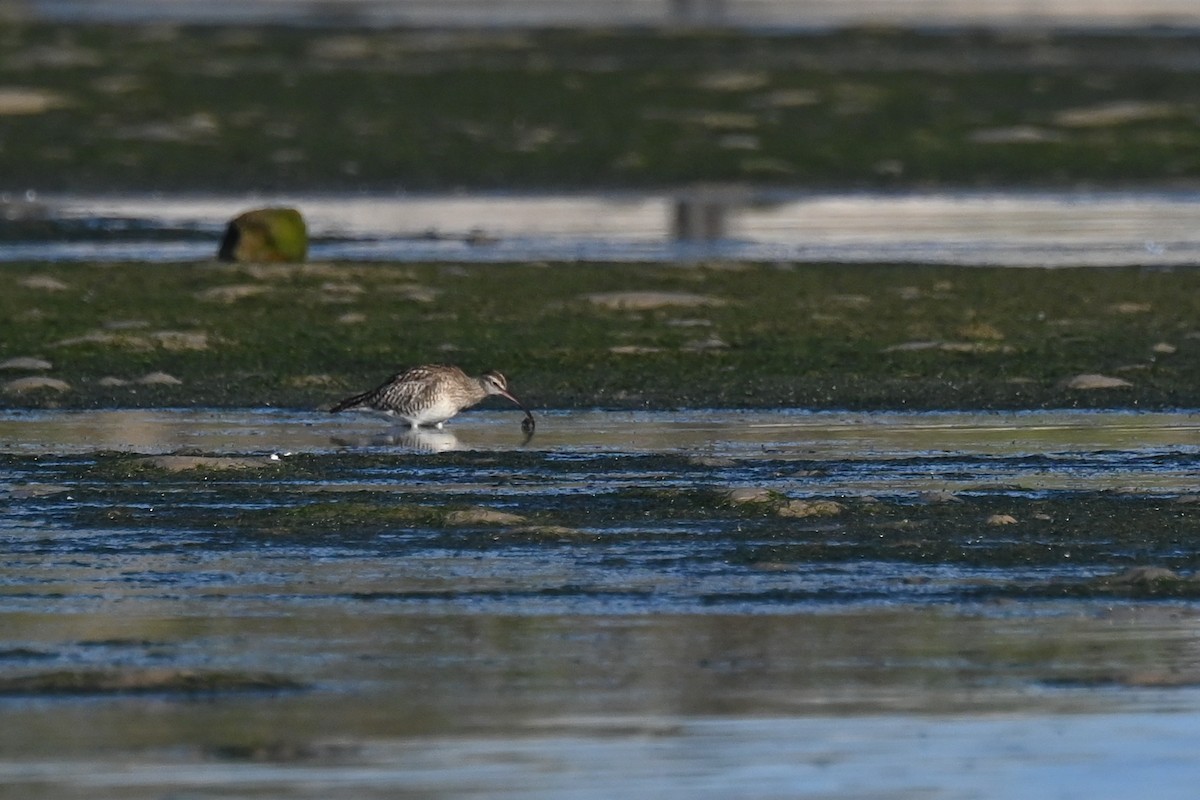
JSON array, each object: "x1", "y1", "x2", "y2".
[{"x1": 10, "y1": 190, "x2": 1200, "y2": 266}]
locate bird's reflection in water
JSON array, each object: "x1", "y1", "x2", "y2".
[
  {"x1": 330, "y1": 428, "x2": 461, "y2": 452},
  {"x1": 330, "y1": 424, "x2": 535, "y2": 452}
]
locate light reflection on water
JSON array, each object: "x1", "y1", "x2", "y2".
[
  {"x1": 1, "y1": 407, "x2": 1197, "y2": 496},
  {"x1": 9, "y1": 190, "x2": 1200, "y2": 265},
  {"x1": 3, "y1": 407, "x2": 1200, "y2": 797}
]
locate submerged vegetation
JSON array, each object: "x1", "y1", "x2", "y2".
[{"x1": 4, "y1": 448, "x2": 1199, "y2": 606}]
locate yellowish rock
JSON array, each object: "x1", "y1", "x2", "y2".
[{"x1": 217, "y1": 207, "x2": 308, "y2": 263}]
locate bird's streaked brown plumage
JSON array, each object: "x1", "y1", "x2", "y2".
[{"x1": 331, "y1": 365, "x2": 534, "y2": 431}]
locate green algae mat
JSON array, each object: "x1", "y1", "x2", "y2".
[
  {"x1": 3, "y1": 24, "x2": 1200, "y2": 192},
  {"x1": 2, "y1": 260, "x2": 1198, "y2": 410}
]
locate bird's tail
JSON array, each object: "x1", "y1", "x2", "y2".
[{"x1": 330, "y1": 389, "x2": 373, "y2": 413}]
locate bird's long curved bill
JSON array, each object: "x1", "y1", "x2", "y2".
[{"x1": 497, "y1": 389, "x2": 536, "y2": 428}]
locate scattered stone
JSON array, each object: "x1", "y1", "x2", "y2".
[
  {"x1": 718, "y1": 134, "x2": 759, "y2": 151},
  {"x1": 916, "y1": 490, "x2": 962, "y2": 504},
  {"x1": 689, "y1": 110, "x2": 758, "y2": 130},
  {"x1": 116, "y1": 112, "x2": 219, "y2": 143},
  {"x1": 1061, "y1": 373, "x2": 1133, "y2": 390},
  {"x1": 445, "y1": 508, "x2": 527, "y2": 526},
  {"x1": 1109, "y1": 566, "x2": 1181, "y2": 585},
  {"x1": 218, "y1": 207, "x2": 308, "y2": 263},
  {"x1": 760, "y1": 88, "x2": 821, "y2": 108},
  {"x1": 337, "y1": 312, "x2": 367, "y2": 325},
  {"x1": 882, "y1": 340, "x2": 1013, "y2": 354},
  {"x1": 320, "y1": 281, "x2": 364, "y2": 296},
  {"x1": 136, "y1": 371, "x2": 182, "y2": 386},
  {"x1": 695, "y1": 70, "x2": 770, "y2": 92},
  {"x1": 583, "y1": 291, "x2": 726, "y2": 311},
  {"x1": 936, "y1": 342, "x2": 1014, "y2": 354},
  {"x1": 689, "y1": 456, "x2": 738, "y2": 468},
  {"x1": 1152, "y1": 342, "x2": 1177, "y2": 355},
  {"x1": 18, "y1": 274, "x2": 68, "y2": 291},
  {"x1": 883, "y1": 340, "x2": 941, "y2": 352},
  {"x1": 985, "y1": 514, "x2": 1018, "y2": 526},
  {"x1": 3, "y1": 376, "x2": 70, "y2": 395},
  {"x1": 957, "y1": 322, "x2": 1005, "y2": 341},
  {"x1": 52, "y1": 331, "x2": 126, "y2": 348},
  {"x1": 609, "y1": 345, "x2": 665, "y2": 354},
  {"x1": 136, "y1": 455, "x2": 277, "y2": 472},
  {"x1": 683, "y1": 336, "x2": 729, "y2": 351},
  {"x1": 0, "y1": 357, "x2": 51, "y2": 371},
  {"x1": 151, "y1": 331, "x2": 209, "y2": 350},
  {"x1": 968, "y1": 125, "x2": 1063, "y2": 144},
  {"x1": 724, "y1": 487, "x2": 776, "y2": 505},
  {"x1": 195, "y1": 284, "x2": 272, "y2": 303},
  {"x1": 97, "y1": 376, "x2": 128, "y2": 387},
  {"x1": 1054, "y1": 100, "x2": 1179, "y2": 127},
  {"x1": 777, "y1": 499, "x2": 844, "y2": 518},
  {"x1": 1108, "y1": 301, "x2": 1152, "y2": 314},
  {"x1": 0, "y1": 87, "x2": 71, "y2": 115},
  {"x1": 53, "y1": 329, "x2": 207, "y2": 351},
  {"x1": 392, "y1": 284, "x2": 441, "y2": 303},
  {"x1": 512, "y1": 524, "x2": 584, "y2": 539},
  {"x1": 827, "y1": 293, "x2": 872, "y2": 308}
]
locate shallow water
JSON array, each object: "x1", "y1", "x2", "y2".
[
  {"x1": 2, "y1": 407, "x2": 1200, "y2": 796},
  {"x1": 2, "y1": 407, "x2": 1198, "y2": 494},
  {"x1": 11, "y1": 190, "x2": 1200, "y2": 266}
]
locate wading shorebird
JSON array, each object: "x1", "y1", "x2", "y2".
[{"x1": 330, "y1": 365, "x2": 535, "y2": 432}]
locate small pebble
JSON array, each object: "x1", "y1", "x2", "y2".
[
  {"x1": 1061, "y1": 373, "x2": 1133, "y2": 390},
  {"x1": 3, "y1": 376, "x2": 70, "y2": 394},
  {"x1": 0, "y1": 357, "x2": 52, "y2": 371},
  {"x1": 137, "y1": 371, "x2": 182, "y2": 385}
]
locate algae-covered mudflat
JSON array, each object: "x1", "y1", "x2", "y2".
[
  {"x1": 2, "y1": 259, "x2": 1199, "y2": 410},
  {"x1": 3, "y1": 23, "x2": 1200, "y2": 192}
]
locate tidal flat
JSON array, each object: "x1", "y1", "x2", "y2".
[
  {"x1": 3, "y1": 24, "x2": 1200, "y2": 192},
  {"x1": 4, "y1": 18, "x2": 1200, "y2": 798},
  {"x1": 1, "y1": 260, "x2": 1198, "y2": 410}
]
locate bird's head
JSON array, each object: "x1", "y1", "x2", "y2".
[
  {"x1": 480, "y1": 370, "x2": 535, "y2": 431},
  {"x1": 480, "y1": 370, "x2": 511, "y2": 397}
]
